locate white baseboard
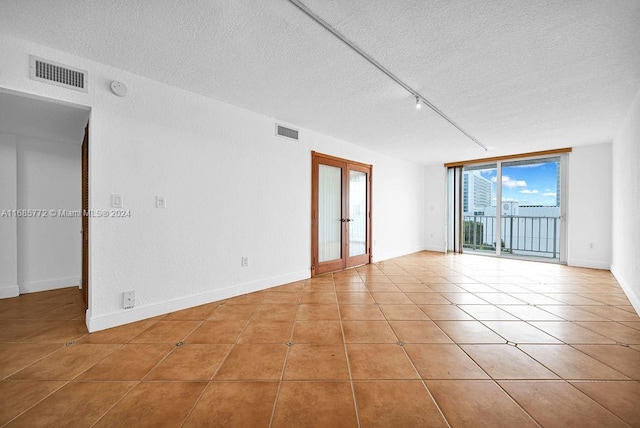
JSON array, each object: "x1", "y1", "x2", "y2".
[
  {"x1": 566, "y1": 259, "x2": 611, "y2": 270},
  {"x1": 423, "y1": 244, "x2": 446, "y2": 253},
  {"x1": 19, "y1": 277, "x2": 81, "y2": 294},
  {"x1": 611, "y1": 264, "x2": 640, "y2": 315},
  {"x1": 373, "y1": 245, "x2": 427, "y2": 263},
  {"x1": 86, "y1": 269, "x2": 310, "y2": 332},
  {"x1": 0, "y1": 284, "x2": 19, "y2": 299}
]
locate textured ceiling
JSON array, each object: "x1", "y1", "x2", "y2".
[{"x1": 1, "y1": 0, "x2": 639, "y2": 164}]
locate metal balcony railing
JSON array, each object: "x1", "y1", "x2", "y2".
[{"x1": 463, "y1": 215, "x2": 560, "y2": 259}]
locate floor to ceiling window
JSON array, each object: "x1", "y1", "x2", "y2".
[{"x1": 447, "y1": 149, "x2": 570, "y2": 263}]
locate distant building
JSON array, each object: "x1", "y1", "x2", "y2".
[
  {"x1": 556, "y1": 163, "x2": 561, "y2": 206},
  {"x1": 483, "y1": 205, "x2": 559, "y2": 218},
  {"x1": 463, "y1": 171, "x2": 492, "y2": 215}
]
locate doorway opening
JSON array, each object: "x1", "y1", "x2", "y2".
[
  {"x1": 0, "y1": 88, "x2": 90, "y2": 314},
  {"x1": 311, "y1": 152, "x2": 372, "y2": 276}
]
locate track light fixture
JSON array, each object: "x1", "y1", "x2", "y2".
[{"x1": 288, "y1": 0, "x2": 489, "y2": 153}]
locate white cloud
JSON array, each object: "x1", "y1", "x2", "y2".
[
  {"x1": 491, "y1": 175, "x2": 527, "y2": 188},
  {"x1": 543, "y1": 192, "x2": 556, "y2": 197},
  {"x1": 520, "y1": 189, "x2": 539, "y2": 194},
  {"x1": 511, "y1": 162, "x2": 546, "y2": 168}
]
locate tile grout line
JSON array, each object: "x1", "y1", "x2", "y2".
[
  {"x1": 177, "y1": 311, "x2": 238, "y2": 427},
  {"x1": 137, "y1": 319, "x2": 206, "y2": 382},
  {"x1": 89, "y1": 380, "x2": 139, "y2": 428},
  {"x1": 96, "y1": 318, "x2": 209, "y2": 426},
  {"x1": 561, "y1": 380, "x2": 636, "y2": 426},
  {"x1": 337, "y1": 270, "x2": 362, "y2": 428},
  {"x1": 388, "y1": 309, "x2": 453, "y2": 427},
  {"x1": 1, "y1": 380, "x2": 71, "y2": 426},
  {"x1": 1, "y1": 342, "x2": 67, "y2": 380},
  {"x1": 267, "y1": 285, "x2": 303, "y2": 428}
]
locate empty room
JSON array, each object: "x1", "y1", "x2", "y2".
[{"x1": 0, "y1": 1, "x2": 639, "y2": 426}]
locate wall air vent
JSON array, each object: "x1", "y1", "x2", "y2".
[
  {"x1": 276, "y1": 124, "x2": 299, "y2": 141},
  {"x1": 29, "y1": 56, "x2": 88, "y2": 92}
]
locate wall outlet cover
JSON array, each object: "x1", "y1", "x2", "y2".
[
  {"x1": 123, "y1": 290, "x2": 135, "y2": 309},
  {"x1": 111, "y1": 194, "x2": 123, "y2": 208}
]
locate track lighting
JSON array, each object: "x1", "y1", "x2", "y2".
[{"x1": 288, "y1": 0, "x2": 488, "y2": 153}]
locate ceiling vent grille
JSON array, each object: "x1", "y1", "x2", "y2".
[
  {"x1": 276, "y1": 124, "x2": 299, "y2": 141},
  {"x1": 29, "y1": 56, "x2": 88, "y2": 92}
]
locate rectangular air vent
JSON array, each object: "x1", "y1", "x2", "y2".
[
  {"x1": 276, "y1": 124, "x2": 299, "y2": 141},
  {"x1": 29, "y1": 56, "x2": 88, "y2": 92}
]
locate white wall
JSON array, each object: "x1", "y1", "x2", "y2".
[
  {"x1": 566, "y1": 143, "x2": 612, "y2": 269},
  {"x1": 424, "y1": 164, "x2": 446, "y2": 252},
  {"x1": 612, "y1": 87, "x2": 640, "y2": 313},
  {"x1": 0, "y1": 134, "x2": 19, "y2": 298},
  {"x1": 0, "y1": 34, "x2": 427, "y2": 331},
  {"x1": 16, "y1": 136, "x2": 81, "y2": 293}
]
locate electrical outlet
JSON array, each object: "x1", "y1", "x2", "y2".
[
  {"x1": 241, "y1": 256, "x2": 249, "y2": 267},
  {"x1": 123, "y1": 290, "x2": 135, "y2": 309},
  {"x1": 156, "y1": 196, "x2": 166, "y2": 208}
]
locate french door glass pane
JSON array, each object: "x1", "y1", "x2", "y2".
[
  {"x1": 349, "y1": 170, "x2": 367, "y2": 257},
  {"x1": 501, "y1": 157, "x2": 560, "y2": 259},
  {"x1": 318, "y1": 164, "x2": 342, "y2": 262},
  {"x1": 462, "y1": 164, "x2": 497, "y2": 253}
]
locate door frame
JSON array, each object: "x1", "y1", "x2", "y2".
[
  {"x1": 311, "y1": 151, "x2": 372, "y2": 276},
  {"x1": 81, "y1": 123, "x2": 89, "y2": 309}
]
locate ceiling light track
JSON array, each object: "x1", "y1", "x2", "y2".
[{"x1": 287, "y1": 0, "x2": 488, "y2": 153}]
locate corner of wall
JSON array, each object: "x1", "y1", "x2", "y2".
[
  {"x1": 611, "y1": 85, "x2": 640, "y2": 317},
  {"x1": 0, "y1": 285, "x2": 19, "y2": 299},
  {"x1": 566, "y1": 259, "x2": 610, "y2": 270},
  {"x1": 611, "y1": 264, "x2": 640, "y2": 315}
]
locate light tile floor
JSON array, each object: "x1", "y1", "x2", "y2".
[{"x1": 1, "y1": 251, "x2": 639, "y2": 427}]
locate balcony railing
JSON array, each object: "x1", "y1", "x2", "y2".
[{"x1": 463, "y1": 215, "x2": 560, "y2": 259}]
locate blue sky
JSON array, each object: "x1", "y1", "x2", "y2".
[{"x1": 479, "y1": 161, "x2": 559, "y2": 206}]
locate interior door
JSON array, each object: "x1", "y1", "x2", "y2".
[
  {"x1": 312, "y1": 152, "x2": 372, "y2": 275},
  {"x1": 81, "y1": 124, "x2": 89, "y2": 309}
]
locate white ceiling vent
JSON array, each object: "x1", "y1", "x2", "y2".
[
  {"x1": 276, "y1": 124, "x2": 299, "y2": 141},
  {"x1": 29, "y1": 56, "x2": 88, "y2": 92}
]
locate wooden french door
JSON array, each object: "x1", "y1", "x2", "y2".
[
  {"x1": 311, "y1": 152, "x2": 372, "y2": 276},
  {"x1": 81, "y1": 124, "x2": 89, "y2": 309}
]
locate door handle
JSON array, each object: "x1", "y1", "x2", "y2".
[{"x1": 346, "y1": 219, "x2": 352, "y2": 222}]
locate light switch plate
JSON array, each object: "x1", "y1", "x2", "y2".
[
  {"x1": 111, "y1": 194, "x2": 123, "y2": 208},
  {"x1": 156, "y1": 196, "x2": 166, "y2": 208}
]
